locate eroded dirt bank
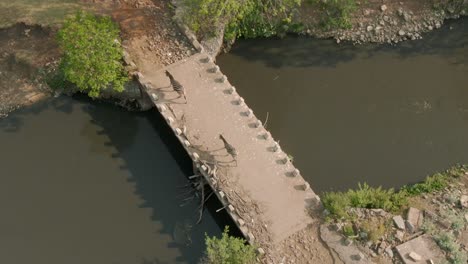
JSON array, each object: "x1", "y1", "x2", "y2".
[{"x1": 0, "y1": 23, "x2": 59, "y2": 118}]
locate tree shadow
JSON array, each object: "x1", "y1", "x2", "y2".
[{"x1": 0, "y1": 96, "x2": 75, "y2": 133}]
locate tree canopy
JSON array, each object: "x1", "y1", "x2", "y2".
[{"x1": 57, "y1": 11, "x2": 128, "y2": 98}]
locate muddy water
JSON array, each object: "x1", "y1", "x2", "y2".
[
  {"x1": 218, "y1": 19, "x2": 468, "y2": 193},
  {"x1": 0, "y1": 97, "x2": 222, "y2": 264}
]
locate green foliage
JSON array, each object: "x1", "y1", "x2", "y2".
[
  {"x1": 204, "y1": 226, "x2": 257, "y2": 264},
  {"x1": 322, "y1": 183, "x2": 408, "y2": 219},
  {"x1": 402, "y1": 165, "x2": 466, "y2": 196},
  {"x1": 309, "y1": 0, "x2": 356, "y2": 29},
  {"x1": 342, "y1": 224, "x2": 355, "y2": 237},
  {"x1": 182, "y1": 0, "x2": 302, "y2": 41},
  {"x1": 435, "y1": 231, "x2": 459, "y2": 254},
  {"x1": 360, "y1": 219, "x2": 389, "y2": 242},
  {"x1": 57, "y1": 11, "x2": 128, "y2": 98}
]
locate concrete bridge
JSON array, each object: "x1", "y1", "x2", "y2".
[{"x1": 134, "y1": 51, "x2": 322, "y2": 259}]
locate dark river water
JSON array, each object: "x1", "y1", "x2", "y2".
[
  {"x1": 0, "y1": 97, "x2": 223, "y2": 264},
  {"x1": 218, "y1": 19, "x2": 468, "y2": 193}
]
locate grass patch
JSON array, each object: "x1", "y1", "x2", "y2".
[
  {"x1": 402, "y1": 165, "x2": 467, "y2": 196},
  {"x1": 0, "y1": 0, "x2": 91, "y2": 28},
  {"x1": 323, "y1": 165, "x2": 467, "y2": 219},
  {"x1": 322, "y1": 183, "x2": 407, "y2": 219}
]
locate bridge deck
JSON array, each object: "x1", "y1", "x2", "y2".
[{"x1": 139, "y1": 53, "x2": 320, "y2": 245}]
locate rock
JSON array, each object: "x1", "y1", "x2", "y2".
[
  {"x1": 408, "y1": 251, "x2": 421, "y2": 261},
  {"x1": 385, "y1": 247, "x2": 394, "y2": 258},
  {"x1": 393, "y1": 215, "x2": 406, "y2": 230},
  {"x1": 396, "y1": 230, "x2": 405, "y2": 242},
  {"x1": 398, "y1": 30, "x2": 406, "y2": 36},
  {"x1": 465, "y1": 213, "x2": 468, "y2": 223},
  {"x1": 435, "y1": 22, "x2": 441, "y2": 28},
  {"x1": 403, "y1": 13, "x2": 411, "y2": 22},
  {"x1": 406, "y1": 207, "x2": 422, "y2": 233},
  {"x1": 460, "y1": 195, "x2": 468, "y2": 208},
  {"x1": 367, "y1": 25, "x2": 374, "y2": 32},
  {"x1": 363, "y1": 9, "x2": 371, "y2": 16},
  {"x1": 355, "y1": 252, "x2": 365, "y2": 260},
  {"x1": 379, "y1": 20, "x2": 385, "y2": 26},
  {"x1": 344, "y1": 238, "x2": 353, "y2": 246},
  {"x1": 381, "y1": 5, "x2": 387, "y2": 11},
  {"x1": 383, "y1": 16, "x2": 390, "y2": 22},
  {"x1": 375, "y1": 26, "x2": 383, "y2": 33},
  {"x1": 398, "y1": 8, "x2": 404, "y2": 16}
]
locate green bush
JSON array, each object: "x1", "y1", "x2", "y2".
[
  {"x1": 402, "y1": 165, "x2": 466, "y2": 196},
  {"x1": 308, "y1": 0, "x2": 356, "y2": 29},
  {"x1": 322, "y1": 183, "x2": 408, "y2": 219},
  {"x1": 57, "y1": 11, "x2": 128, "y2": 98},
  {"x1": 203, "y1": 226, "x2": 257, "y2": 264},
  {"x1": 182, "y1": 0, "x2": 302, "y2": 41}
]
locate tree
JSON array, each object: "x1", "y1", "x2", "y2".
[
  {"x1": 203, "y1": 226, "x2": 257, "y2": 264},
  {"x1": 57, "y1": 11, "x2": 128, "y2": 98}
]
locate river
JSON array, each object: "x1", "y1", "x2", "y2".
[
  {"x1": 0, "y1": 97, "x2": 223, "y2": 264},
  {"x1": 218, "y1": 18, "x2": 468, "y2": 193}
]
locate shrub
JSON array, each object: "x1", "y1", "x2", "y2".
[
  {"x1": 402, "y1": 165, "x2": 466, "y2": 196},
  {"x1": 322, "y1": 183, "x2": 408, "y2": 219},
  {"x1": 203, "y1": 226, "x2": 257, "y2": 264},
  {"x1": 309, "y1": 0, "x2": 356, "y2": 29},
  {"x1": 57, "y1": 11, "x2": 128, "y2": 98},
  {"x1": 182, "y1": 0, "x2": 302, "y2": 41}
]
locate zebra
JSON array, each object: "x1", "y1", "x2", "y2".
[
  {"x1": 165, "y1": 70, "x2": 186, "y2": 102},
  {"x1": 219, "y1": 134, "x2": 238, "y2": 161}
]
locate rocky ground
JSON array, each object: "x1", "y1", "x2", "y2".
[
  {"x1": 300, "y1": 0, "x2": 467, "y2": 45},
  {"x1": 322, "y1": 172, "x2": 468, "y2": 264}
]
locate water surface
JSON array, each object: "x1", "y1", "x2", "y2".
[
  {"x1": 0, "y1": 97, "x2": 221, "y2": 264},
  {"x1": 218, "y1": 19, "x2": 468, "y2": 192}
]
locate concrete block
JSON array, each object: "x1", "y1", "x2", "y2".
[
  {"x1": 166, "y1": 116, "x2": 174, "y2": 124},
  {"x1": 210, "y1": 66, "x2": 220, "y2": 73},
  {"x1": 183, "y1": 140, "x2": 190, "y2": 147},
  {"x1": 247, "y1": 232, "x2": 255, "y2": 242},
  {"x1": 237, "y1": 218, "x2": 245, "y2": 226},
  {"x1": 218, "y1": 191, "x2": 225, "y2": 199},
  {"x1": 160, "y1": 105, "x2": 167, "y2": 111},
  {"x1": 291, "y1": 169, "x2": 300, "y2": 177},
  {"x1": 273, "y1": 142, "x2": 281, "y2": 152},
  {"x1": 262, "y1": 131, "x2": 271, "y2": 140},
  {"x1": 406, "y1": 207, "x2": 422, "y2": 232},
  {"x1": 408, "y1": 252, "x2": 421, "y2": 261},
  {"x1": 244, "y1": 109, "x2": 253, "y2": 117},
  {"x1": 228, "y1": 204, "x2": 235, "y2": 212},
  {"x1": 396, "y1": 235, "x2": 444, "y2": 264},
  {"x1": 201, "y1": 165, "x2": 207, "y2": 171},
  {"x1": 257, "y1": 248, "x2": 265, "y2": 255},
  {"x1": 393, "y1": 215, "x2": 406, "y2": 230},
  {"x1": 150, "y1": 93, "x2": 158, "y2": 100},
  {"x1": 218, "y1": 75, "x2": 227, "y2": 83},
  {"x1": 303, "y1": 182, "x2": 310, "y2": 191},
  {"x1": 192, "y1": 152, "x2": 200, "y2": 161},
  {"x1": 175, "y1": 128, "x2": 182, "y2": 135},
  {"x1": 227, "y1": 86, "x2": 236, "y2": 94}
]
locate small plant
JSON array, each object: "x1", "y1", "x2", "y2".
[
  {"x1": 360, "y1": 219, "x2": 388, "y2": 242},
  {"x1": 309, "y1": 0, "x2": 356, "y2": 29},
  {"x1": 343, "y1": 224, "x2": 355, "y2": 237},
  {"x1": 203, "y1": 226, "x2": 257, "y2": 264},
  {"x1": 57, "y1": 11, "x2": 128, "y2": 98}
]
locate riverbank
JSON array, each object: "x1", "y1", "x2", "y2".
[{"x1": 300, "y1": 0, "x2": 467, "y2": 44}]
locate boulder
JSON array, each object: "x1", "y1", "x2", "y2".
[
  {"x1": 393, "y1": 215, "x2": 406, "y2": 230},
  {"x1": 460, "y1": 195, "x2": 468, "y2": 208},
  {"x1": 406, "y1": 207, "x2": 422, "y2": 233}
]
